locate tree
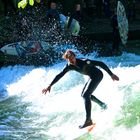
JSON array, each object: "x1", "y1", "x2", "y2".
[{"x1": 18, "y1": 0, "x2": 40, "y2": 9}]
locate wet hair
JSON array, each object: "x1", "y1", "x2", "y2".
[{"x1": 63, "y1": 50, "x2": 76, "y2": 59}]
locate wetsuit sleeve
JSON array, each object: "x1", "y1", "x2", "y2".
[
  {"x1": 90, "y1": 60, "x2": 113, "y2": 76},
  {"x1": 50, "y1": 65, "x2": 69, "y2": 86}
]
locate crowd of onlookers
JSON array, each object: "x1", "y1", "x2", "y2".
[
  {"x1": 0, "y1": 0, "x2": 140, "y2": 55},
  {"x1": 1, "y1": 0, "x2": 139, "y2": 21}
]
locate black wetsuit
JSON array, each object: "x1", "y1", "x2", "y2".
[{"x1": 50, "y1": 58, "x2": 113, "y2": 121}]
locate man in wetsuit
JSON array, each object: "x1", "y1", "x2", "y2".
[{"x1": 42, "y1": 50, "x2": 119, "y2": 128}]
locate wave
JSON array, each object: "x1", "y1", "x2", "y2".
[{"x1": 0, "y1": 52, "x2": 140, "y2": 139}]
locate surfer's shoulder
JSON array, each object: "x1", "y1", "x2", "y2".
[{"x1": 77, "y1": 58, "x2": 92, "y2": 64}]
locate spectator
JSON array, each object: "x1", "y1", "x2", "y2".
[
  {"x1": 103, "y1": 0, "x2": 111, "y2": 17},
  {"x1": 111, "y1": 9, "x2": 121, "y2": 54},
  {"x1": 46, "y1": 1, "x2": 61, "y2": 36},
  {"x1": 67, "y1": 3, "x2": 86, "y2": 53},
  {"x1": 68, "y1": 3, "x2": 84, "y2": 28},
  {"x1": 46, "y1": 1, "x2": 60, "y2": 21}
]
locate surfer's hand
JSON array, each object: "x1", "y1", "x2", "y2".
[
  {"x1": 42, "y1": 85, "x2": 51, "y2": 94},
  {"x1": 111, "y1": 74, "x2": 119, "y2": 81}
]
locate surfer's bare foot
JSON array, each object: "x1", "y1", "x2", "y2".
[{"x1": 79, "y1": 120, "x2": 93, "y2": 129}]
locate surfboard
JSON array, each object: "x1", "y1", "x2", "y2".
[
  {"x1": 0, "y1": 41, "x2": 50, "y2": 57},
  {"x1": 73, "y1": 123, "x2": 96, "y2": 140},
  {"x1": 117, "y1": 1, "x2": 129, "y2": 45},
  {"x1": 59, "y1": 14, "x2": 80, "y2": 36}
]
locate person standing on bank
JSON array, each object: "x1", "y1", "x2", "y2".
[
  {"x1": 111, "y1": 9, "x2": 121, "y2": 54},
  {"x1": 42, "y1": 50, "x2": 119, "y2": 128},
  {"x1": 46, "y1": 1, "x2": 61, "y2": 35}
]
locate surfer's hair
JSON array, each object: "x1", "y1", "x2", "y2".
[{"x1": 63, "y1": 50, "x2": 76, "y2": 59}]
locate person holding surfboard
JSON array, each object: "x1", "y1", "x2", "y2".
[
  {"x1": 42, "y1": 50, "x2": 119, "y2": 128},
  {"x1": 67, "y1": 3, "x2": 84, "y2": 28},
  {"x1": 111, "y1": 9, "x2": 121, "y2": 54}
]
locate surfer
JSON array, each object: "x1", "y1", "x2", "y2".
[{"x1": 42, "y1": 50, "x2": 119, "y2": 128}]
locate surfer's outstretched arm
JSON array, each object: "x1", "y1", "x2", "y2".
[
  {"x1": 91, "y1": 60, "x2": 119, "y2": 81},
  {"x1": 42, "y1": 65, "x2": 69, "y2": 94}
]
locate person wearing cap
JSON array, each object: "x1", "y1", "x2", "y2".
[{"x1": 42, "y1": 49, "x2": 119, "y2": 128}]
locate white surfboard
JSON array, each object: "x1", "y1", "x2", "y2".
[
  {"x1": 59, "y1": 14, "x2": 80, "y2": 36},
  {"x1": 117, "y1": 1, "x2": 129, "y2": 45},
  {"x1": 0, "y1": 41, "x2": 50, "y2": 57}
]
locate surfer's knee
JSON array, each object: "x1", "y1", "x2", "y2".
[{"x1": 82, "y1": 92, "x2": 91, "y2": 100}]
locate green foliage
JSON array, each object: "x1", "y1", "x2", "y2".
[
  {"x1": 18, "y1": 0, "x2": 41, "y2": 9},
  {"x1": 115, "y1": 89, "x2": 140, "y2": 128}
]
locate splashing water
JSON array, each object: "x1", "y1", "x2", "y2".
[{"x1": 0, "y1": 51, "x2": 140, "y2": 140}]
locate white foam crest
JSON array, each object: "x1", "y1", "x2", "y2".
[{"x1": 1, "y1": 52, "x2": 140, "y2": 139}]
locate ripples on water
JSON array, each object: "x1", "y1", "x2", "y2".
[{"x1": 0, "y1": 51, "x2": 140, "y2": 140}]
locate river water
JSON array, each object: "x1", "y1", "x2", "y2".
[{"x1": 0, "y1": 51, "x2": 140, "y2": 140}]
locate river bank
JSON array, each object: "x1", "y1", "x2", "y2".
[{"x1": 0, "y1": 3, "x2": 140, "y2": 59}]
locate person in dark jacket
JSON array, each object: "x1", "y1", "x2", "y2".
[
  {"x1": 46, "y1": 1, "x2": 60, "y2": 21},
  {"x1": 42, "y1": 50, "x2": 119, "y2": 128},
  {"x1": 67, "y1": 3, "x2": 84, "y2": 28},
  {"x1": 46, "y1": 1, "x2": 61, "y2": 35},
  {"x1": 111, "y1": 9, "x2": 121, "y2": 54},
  {"x1": 103, "y1": 0, "x2": 111, "y2": 17},
  {"x1": 67, "y1": 3, "x2": 85, "y2": 51}
]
